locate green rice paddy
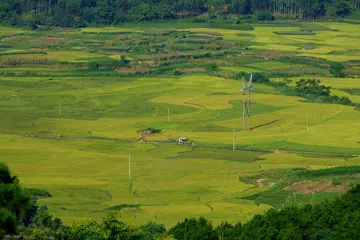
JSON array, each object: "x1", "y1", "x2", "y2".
[{"x1": 0, "y1": 21, "x2": 359, "y2": 227}]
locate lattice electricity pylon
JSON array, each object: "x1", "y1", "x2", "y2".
[{"x1": 241, "y1": 73, "x2": 253, "y2": 131}]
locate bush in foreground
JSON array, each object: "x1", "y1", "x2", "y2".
[
  {"x1": 168, "y1": 185, "x2": 360, "y2": 240},
  {"x1": 0, "y1": 163, "x2": 30, "y2": 238}
]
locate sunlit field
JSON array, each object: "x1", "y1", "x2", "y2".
[{"x1": 0, "y1": 21, "x2": 359, "y2": 227}]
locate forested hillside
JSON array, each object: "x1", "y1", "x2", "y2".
[{"x1": 0, "y1": 0, "x2": 359, "y2": 27}]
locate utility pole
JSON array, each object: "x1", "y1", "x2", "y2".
[
  {"x1": 89, "y1": 96, "x2": 92, "y2": 112},
  {"x1": 233, "y1": 128, "x2": 236, "y2": 151},
  {"x1": 59, "y1": 101, "x2": 62, "y2": 116},
  {"x1": 128, "y1": 154, "x2": 131, "y2": 179},
  {"x1": 168, "y1": 107, "x2": 170, "y2": 122},
  {"x1": 242, "y1": 77, "x2": 245, "y2": 131},
  {"x1": 248, "y1": 86, "x2": 251, "y2": 131}
]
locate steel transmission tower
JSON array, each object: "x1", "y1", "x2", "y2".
[{"x1": 241, "y1": 74, "x2": 253, "y2": 131}]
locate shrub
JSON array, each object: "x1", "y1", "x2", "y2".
[
  {"x1": 205, "y1": 63, "x2": 218, "y2": 71},
  {"x1": 192, "y1": 18, "x2": 206, "y2": 23},
  {"x1": 24, "y1": 188, "x2": 51, "y2": 200},
  {"x1": 105, "y1": 204, "x2": 139, "y2": 211},
  {"x1": 322, "y1": 95, "x2": 353, "y2": 105},
  {"x1": 274, "y1": 31, "x2": 315, "y2": 35},
  {"x1": 332, "y1": 178, "x2": 341, "y2": 186},
  {"x1": 329, "y1": 62, "x2": 346, "y2": 78},
  {"x1": 143, "y1": 127, "x2": 162, "y2": 134},
  {"x1": 31, "y1": 23, "x2": 38, "y2": 30},
  {"x1": 173, "y1": 70, "x2": 182, "y2": 76},
  {"x1": 119, "y1": 56, "x2": 129, "y2": 66},
  {"x1": 338, "y1": 96, "x2": 352, "y2": 105},
  {"x1": 234, "y1": 71, "x2": 246, "y2": 80},
  {"x1": 87, "y1": 61, "x2": 100, "y2": 71},
  {"x1": 168, "y1": 217, "x2": 217, "y2": 240},
  {"x1": 252, "y1": 72, "x2": 269, "y2": 83},
  {"x1": 257, "y1": 11, "x2": 275, "y2": 21},
  {"x1": 139, "y1": 222, "x2": 166, "y2": 239}
]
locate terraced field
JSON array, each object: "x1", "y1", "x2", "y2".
[{"x1": 0, "y1": 21, "x2": 359, "y2": 227}]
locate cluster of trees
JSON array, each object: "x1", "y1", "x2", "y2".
[
  {"x1": 295, "y1": 78, "x2": 353, "y2": 105},
  {"x1": 330, "y1": 62, "x2": 346, "y2": 78},
  {"x1": 88, "y1": 56, "x2": 129, "y2": 71},
  {"x1": 3, "y1": 161, "x2": 360, "y2": 239},
  {"x1": 295, "y1": 79, "x2": 331, "y2": 96},
  {"x1": 238, "y1": 184, "x2": 360, "y2": 239},
  {"x1": 38, "y1": 214, "x2": 167, "y2": 240},
  {"x1": 165, "y1": 185, "x2": 360, "y2": 239},
  {"x1": 0, "y1": 0, "x2": 358, "y2": 27},
  {"x1": 0, "y1": 163, "x2": 30, "y2": 238},
  {"x1": 0, "y1": 162, "x2": 64, "y2": 239}
]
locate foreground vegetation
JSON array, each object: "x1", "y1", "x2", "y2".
[{"x1": 3, "y1": 162, "x2": 360, "y2": 239}]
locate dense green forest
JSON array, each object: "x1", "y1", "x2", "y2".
[
  {"x1": 0, "y1": 0, "x2": 359, "y2": 27},
  {"x1": 2, "y1": 162, "x2": 360, "y2": 239}
]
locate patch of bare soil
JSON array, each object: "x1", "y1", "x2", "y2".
[
  {"x1": 3, "y1": 37, "x2": 17, "y2": 41},
  {"x1": 255, "y1": 178, "x2": 268, "y2": 187},
  {"x1": 40, "y1": 38, "x2": 64, "y2": 44},
  {"x1": 176, "y1": 11, "x2": 191, "y2": 17},
  {"x1": 237, "y1": 51, "x2": 256, "y2": 56},
  {"x1": 285, "y1": 181, "x2": 347, "y2": 194},
  {"x1": 261, "y1": 50, "x2": 292, "y2": 58},
  {"x1": 30, "y1": 48, "x2": 48, "y2": 51},
  {"x1": 136, "y1": 131, "x2": 152, "y2": 141},
  {"x1": 274, "y1": 149, "x2": 288, "y2": 154},
  {"x1": 115, "y1": 66, "x2": 152, "y2": 73},
  {"x1": 169, "y1": 51, "x2": 192, "y2": 56}
]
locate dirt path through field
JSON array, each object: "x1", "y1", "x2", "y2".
[{"x1": 0, "y1": 131, "x2": 358, "y2": 158}]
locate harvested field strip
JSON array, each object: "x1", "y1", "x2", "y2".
[{"x1": 284, "y1": 181, "x2": 347, "y2": 194}]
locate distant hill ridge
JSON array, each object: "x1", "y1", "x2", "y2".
[{"x1": 0, "y1": 0, "x2": 359, "y2": 27}]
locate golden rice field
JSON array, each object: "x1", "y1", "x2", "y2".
[{"x1": 0, "y1": 21, "x2": 359, "y2": 227}]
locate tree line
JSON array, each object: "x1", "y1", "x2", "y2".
[
  {"x1": 0, "y1": 0, "x2": 358, "y2": 27},
  {"x1": 3, "y1": 162, "x2": 360, "y2": 239}
]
